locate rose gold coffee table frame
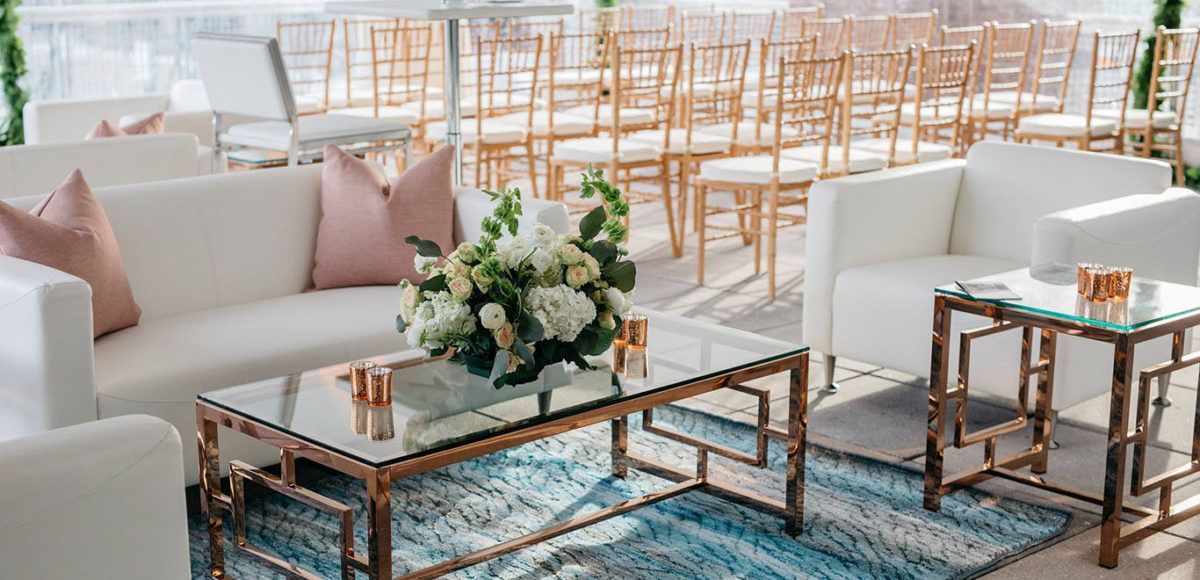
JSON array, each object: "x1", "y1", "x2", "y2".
[
  {"x1": 197, "y1": 351, "x2": 808, "y2": 579},
  {"x1": 923, "y1": 293, "x2": 1200, "y2": 569}
]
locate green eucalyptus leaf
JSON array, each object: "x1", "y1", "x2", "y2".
[
  {"x1": 587, "y1": 240, "x2": 618, "y2": 265},
  {"x1": 419, "y1": 274, "x2": 447, "y2": 293},
  {"x1": 518, "y1": 311, "x2": 544, "y2": 343},
  {"x1": 405, "y1": 235, "x2": 443, "y2": 257},
  {"x1": 395, "y1": 314, "x2": 408, "y2": 333},
  {"x1": 578, "y1": 206, "x2": 607, "y2": 241},
  {"x1": 603, "y1": 261, "x2": 636, "y2": 292}
]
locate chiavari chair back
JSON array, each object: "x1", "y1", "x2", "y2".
[
  {"x1": 780, "y1": 5, "x2": 824, "y2": 41},
  {"x1": 1128, "y1": 26, "x2": 1200, "y2": 183},
  {"x1": 939, "y1": 24, "x2": 985, "y2": 48},
  {"x1": 616, "y1": 26, "x2": 674, "y2": 51},
  {"x1": 462, "y1": 34, "x2": 544, "y2": 192},
  {"x1": 370, "y1": 22, "x2": 433, "y2": 123},
  {"x1": 276, "y1": 20, "x2": 336, "y2": 114},
  {"x1": 847, "y1": 14, "x2": 892, "y2": 52},
  {"x1": 892, "y1": 10, "x2": 939, "y2": 49},
  {"x1": 506, "y1": 17, "x2": 564, "y2": 39},
  {"x1": 623, "y1": 4, "x2": 676, "y2": 31},
  {"x1": 1026, "y1": 19, "x2": 1082, "y2": 114},
  {"x1": 841, "y1": 48, "x2": 913, "y2": 162},
  {"x1": 578, "y1": 6, "x2": 622, "y2": 35},
  {"x1": 730, "y1": 9, "x2": 777, "y2": 43},
  {"x1": 965, "y1": 21, "x2": 1034, "y2": 143},
  {"x1": 803, "y1": 16, "x2": 846, "y2": 57},
  {"x1": 342, "y1": 18, "x2": 401, "y2": 108},
  {"x1": 1086, "y1": 31, "x2": 1140, "y2": 133},
  {"x1": 680, "y1": 10, "x2": 727, "y2": 45},
  {"x1": 608, "y1": 40, "x2": 682, "y2": 136},
  {"x1": 900, "y1": 43, "x2": 976, "y2": 159},
  {"x1": 744, "y1": 36, "x2": 818, "y2": 120}
]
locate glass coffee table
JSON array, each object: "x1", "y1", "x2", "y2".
[
  {"x1": 924, "y1": 265, "x2": 1200, "y2": 568},
  {"x1": 196, "y1": 310, "x2": 808, "y2": 579}
]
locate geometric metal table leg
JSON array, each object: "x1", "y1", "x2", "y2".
[
  {"x1": 924, "y1": 295, "x2": 952, "y2": 512},
  {"x1": 367, "y1": 470, "x2": 393, "y2": 579},
  {"x1": 1032, "y1": 329, "x2": 1058, "y2": 474},
  {"x1": 197, "y1": 408, "x2": 226, "y2": 579},
  {"x1": 1100, "y1": 334, "x2": 1136, "y2": 569},
  {"x1": 611, "y1": 415, "x2": 629, "y2": 478},
  {"x1": 786, "y1": 353, "x2": 810, "y2": 536}
]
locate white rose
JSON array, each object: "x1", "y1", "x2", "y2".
[
  {"x1": 494, "y1": 322, "x2": 516, "y2": 349},
  {"x1": 400, "y1": 284, "x2": 419, "y2": 323},
  {"x1": 530, "y1": 224, "x2": 556, "y2": 248},
  {"x1": 471, "y1": 265, "x2": 493, "y2": 290},
  {"x1": 448, "y1": 276, "x2": 473, "y2": 301},
  {"x1": 583, "y1": 254, "x2": 601, "y2": 279},
  {"x1": 565, "y1": 265, "x2": 589, "y2": 289},
  {"x1": 598, "y1": 310, "x2": 616, "y2": 330},
  {"x1": 604, "y1": 287, "x2": 625, "y2": 313},
  {"x1": 479, "y1": 303, "x2": 506, "y2": 330},
  {"x1": 558, "y1": 243, "x2": 585, "y2": 265},
  {"x1": 505, "y1": 238, "x2": 530, "y2": 269},
  {"x1": 528, "y1": 248, "x2": 553, "y2": 274},
  {"x1": 415, "y1": 255, "x2": 438, "y2": 275}
]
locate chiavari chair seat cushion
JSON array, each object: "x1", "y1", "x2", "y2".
[
  {"x1": 988, "y1": 91, "x2": 1061, "y2": 112},
  {"x1": 667, "y1": 83, "x2": 717, "y2": 99},
  {"x1": 698, "y1": 155, "x2": 818, "y2": 185},
  {"x1": 964, "y1": 96, "x2": 1017, "y2": 121},
  {"x1": 781, "y1": 145, "x2": 887, "y2": 174},
  {"x1": 699, "y1": 121, "x2": 801, "y2": 148},
  {"x1": 887, "y1": 102, "x2": 965, "y2": 125},
  {"x1": 294, "y1": 95, "x2": 327, "y2": 115},
  {"x1": 335, "y1": 106, "x2": 421, "y2": 125},
  {"x1": 564, "y1": 104, "x2": 657, "y2": 127},
  {"x1": 516, "y1": 69, "x2": 604, "y2": 87},
  {"x1": 1017, "y1": 113, "x2": 1118, "y2": 138},
  {"x1": 552, "y1": 137, "x2": 660, "y2": 164},
  {"x1": 424, "y1": 119, "x2": 529, "y2": 145},
  {"x1": 1092, "y1": 108, "x2": 1178, "y2": 130},
  {"x1": 497, "y1": 111, "x2": 595, "y2": 137},
  {"x1": 855, "y1": 138, "x2": 953, "y2": 164},
  {"x1": 627, "y1": 128, "x2": 732, "y2": 155},
  {"x1": 400, "y1": 99, "x2": 478, "y2": 120}
]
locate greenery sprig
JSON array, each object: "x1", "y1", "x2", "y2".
[
  {"x1": 0, "y1": 0, "x2": 29, "y2": 146},
  {"x1": 578, "y1": 165, "x2": 630, "y2": 246}
]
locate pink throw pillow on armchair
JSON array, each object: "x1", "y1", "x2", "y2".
[
  {"x1": 0, "y1": 170, "x2": 142, "y2": 337},
  {"x1": 312, "y1": 145, "x2": 456, "y2": 290},
  {"x1": 85, "y1": 112, "x2": 165, "y2": 139}
]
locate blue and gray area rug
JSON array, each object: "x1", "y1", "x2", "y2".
[{"x1": 189, "y1": 406, "x2": 1071, "y2": 579}]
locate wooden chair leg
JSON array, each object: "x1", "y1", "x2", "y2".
[
  {"x1": 678, "y1": 158, "x2": 692, "y2": 254},
  {"x1": 661, "y1": 158, "x2": 681, "y2": 258},
  {"x1": 697, "y1": 182, "x2": 708, "y2": 285},
  {"x1": 753, "y1": 189, "x2": 763, "y2": 275},
  {"x1": 1175, "y1": 133, "x2": 1187, "y2": 185},
  {"x1": 767, "y1": 183, "x2": 780, "y2": 302},
  {"x1": 526, "y1": 143, "x2": 540, "y2": 199}
]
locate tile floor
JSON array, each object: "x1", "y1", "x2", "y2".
[{"x1": 609, "y1": 192, "x2": 1200, "y2": 577}]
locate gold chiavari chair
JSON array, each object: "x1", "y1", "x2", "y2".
[
  {"x1": 364, "y1": 23, "x2": 432, "y2": 142},
  {"x1": 963, "y1": 21, "x2": 1034, "y2": 144},
  {"x1": 803, "y1": 16, "x2": 846, "y2": 57},
  {"x1": 627, "y1": 40, "x2": 752, "y2": 256},
  {"x1": 885, "y1": 43, "x2": 976, "y2": 164},
  {"x1": 892, "y1": 10, "x2": 939, "y2": 49},
  {"x1": 780, "y1": 5, "x2": 824, "y2": 41},
  {"x1": 578, "y1": 6, "x2": 622, "y2": 35},
  {"x1": 524, "y1": 31, "x2": 603, "y2": 196},
  {"x1": 276, "y1": 20, "x2": 336, "y2": 114},
  {"x1": 847, "y1": 14, "x2": 892, "y2": 52},
  {"x1": 341, "y1": 18, "x2": 402, "y2": 109},
  {"x1": 1114, "y1": 27, "x2": 1200, "y2": 183},
  {"x1": 1015, "y1": 29, "x2": 1140, "y2": 153},
  {"x1": 729, "y1": 9, "x2": 777, "y2": 43},
  {"x1": 939, "y1": 23, "x2": 985, "y2": 47},
  {"x1": 549, "y1": 40, "x2": 682, "y2": 242},
  {"x1": 679, "y1": 10, "x2": 727, "y2": 45},
  {"x1": 506, "y1": 17, "x2": 564, "y2": 39},
  {"x1": 995, "y1": 19, "x2": 1081, "y2": 117},
  {"x1": 739, "y1": 36, "x2": 818, "y2": 123},
  {"x1": 623, "y1": 4, "x2": 675, "y2": 31},
  {"x1": 560, "y1": 27, "x2": 673, "y2": 131},
  {"x1": 418, "y1": 21, "x2": 503, "y2": 126},
  {"x1": 836, "y1": 48, "x2": 913, "y2": 166},
  {"x1": 696, "y1": 54, "x2": 846, "y2": 300}
]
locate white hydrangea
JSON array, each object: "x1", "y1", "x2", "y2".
[
  {"x1": 502, "y1": 236, "x2": 531, "y2": 270},
  {"x1": 414, "y1": 254, "x2": 438, "y2": 275},
  {"x1": 405, "y1": 291, "x2": 476, "y2": 349},
  {"x1": 528, "y1": 247, "x2": 554, "y2": 274},
  {"x1": 530, "y1": 224, "x2": 557, "y2": 248},
  {"x1": 525, "y1": 284, "x2": 597, "y2": 342}
]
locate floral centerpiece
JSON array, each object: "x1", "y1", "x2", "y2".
[{"x1": 396, "y1": 168, "x2": 636, "y2": 388}]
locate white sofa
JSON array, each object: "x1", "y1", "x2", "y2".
[
  {"x1": 0, "y1": 415, "x2": 190, "y2": 579},
  {"x1": 804, "y1": 142, "x2": 1200, "y2": 422},
  {"x1": 23, "y1": 79, "x2": 215, "y2": 146},
  {"x1": 0, "y1": 134, "x2": 202, "y2": 199},
  {"x1": 0, "y1": 165, "x2": 570, "y2": 485}
]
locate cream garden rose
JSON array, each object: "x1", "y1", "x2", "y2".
[
  {"x1": 448, "y1": 276, "x2": 473, "y2": 301},
  {"x1": 565, "y1": 265, "x2": 589, "y2": 289},
  {"x1": 493, "y1": 322, "x2": 515, "y2": 349},
  {"x1": 479, "y1": 303, "x2": 506, "y2": 330}
]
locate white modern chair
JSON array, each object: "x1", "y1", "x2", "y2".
[
  {"x1": 0, "y1": 415, "x2": 190, "y2": 579},
  {"x1": 804, "y1": 142, "x2": 1200, "y2": 439},
  {"x1": 192, "y1": 33, "x2": 411, "y2": 167}
]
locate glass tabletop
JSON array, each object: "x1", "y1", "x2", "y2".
[
  {"x1": 936, "y1": 265, "x2": 1200, "y2": 333},
  {"x1": 200, "y1": 310, "x2": 806, "y2": 467}
]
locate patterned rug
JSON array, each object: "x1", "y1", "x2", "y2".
[{"x1": 189, "y1": 406, "x2": 1072, "y2": 579}]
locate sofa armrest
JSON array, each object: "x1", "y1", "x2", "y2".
[
  {"x1": 1032, "y1": 188, "x2": 1200, "y2": 285},
  {"x1": 0, "y1": 415, "x2": 190, "y2": 579},
  {"x1": 803, "y1": 160, "x2": 965, "y2": 353},
  {"x1": 453, "y1": 187, "x2": 571, "y2": 244},
  {"x1": 22, "y1": 94, "x2": 171, "y2": 145},
  {"x1": 0, "y1": 256, "x2": 98, "y2": 440}
]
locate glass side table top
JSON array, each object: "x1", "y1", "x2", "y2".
[
  {"x1": 936, "y1": 265, "x2": 1200, "y2": 332},
  {"x1": 200, "y1": 310, "x2": 806, "y2": 467}
]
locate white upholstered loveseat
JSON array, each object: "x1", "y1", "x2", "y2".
[
  {"x1": 804, "y1": 142, "x2": 1200, "y2": 424},
  {"x1": 0, "y1": 165, "x2": 570, "y2": 484}
]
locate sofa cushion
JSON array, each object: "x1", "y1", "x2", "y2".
[
  {"x1": 313, "y1": 145, "x2": 455, "y2": 290},
  {"x1": 94, "y1": 286, "x2": 404, "y2": 405},
  {"x1": 0, "y1": 170, "x2": 141, "y2": 337},
  {"x1": 85, "y1": 112, "x2": 165, "y2": 139}
]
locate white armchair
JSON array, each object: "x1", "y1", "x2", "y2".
[
  {"x1": 804, "y1": 142, "x2": 1199, "y2": 429},
  {"x1": 0, "y1": 415, "x2": 190, "y2": 579}
]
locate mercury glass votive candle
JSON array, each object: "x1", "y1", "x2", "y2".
[
  {"x1": 367, "y1": 366, "x2": 393, "y2": 407},
  {"x1": 1077, "y1": 263, "x2": 1103, "y2": 295},
  {"x1": 349, "y1": 360, "x2": 376, "y2": 401},
  {"x1": 1108, "y1": 267, "x2": 1133, "y2": 301},
  {"x1": 625, "y1": 313, "x2": 648, "y2": 348},
  {"x1": 1084, "y1": 266, "x2": 1111, "y2": 303}
]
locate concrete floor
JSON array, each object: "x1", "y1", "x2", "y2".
[{"x1": 605, "y1": 190, "x2": 1200, "y2": 577}]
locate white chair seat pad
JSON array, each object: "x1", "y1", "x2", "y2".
[
  {"x1": 667, "y1": 83, "x2": 716, "y2": 99},
  {"x1": 887, "y1": 102, "x2": 963, "y2": 125},
  {"x1": 699, "y1": 155, "x2": 818, "y2": 185},
  {"x1": 498, "y1": 111, "x2": 594, "y2": 137},
  {"x1": 551, "y1": 69, "x2": 603, "y2": 86},
  {"x1": 627, "y1": 129, "x2": 732, "y2": 155},
  {"x1": 1093, "y1": 108, "x2": 1177, "y2": 130},
  {"x1": 854, "y1": 137, "x2": 953, "y2": 164},
  {"x1": 294, "y1": 95, "x2": 326, "y2": 114},
  {"x1": 226, "y1": 114, "x2": 408, "y2": 147},
  {"x1": 781, "y1": 145, "x2": 887, "y2": 173},
  {"x1": 964, "y1": 95, "x2": 1017, "y2": 120},
  {"x1": 988, "y1": 91, "x2": 1060, "y2": 111},
  {"x1": 425, "y1": 119, "x2": 529, "y2": 145},
  {"x1": 335, "y1": 105, "x2": 420, "y2": 125},
  {"x1": 1017, "y1": 113, "x2": 1117, "y2": 138},
  {"x1": 400, "y1": 99, "x2": 480, "y2": 120},
  {"x1": 552, "y1": 137, "x2": 660, "y2": 164},
  {"x1": 565, "y1": 105, "x2": 657, "y2": 127},
  {"x1": 699, "y1": 121, "x2": 801, "y2": 148}
]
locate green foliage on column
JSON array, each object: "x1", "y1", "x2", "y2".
[
  {"x1": 595, "y1": 0, "x2": 617, "y2": 8},
  {"x1": 1133, "y1": 0, "x2": 1185, "y2": 110},
  {"x1": 0, "y1": 0, "x2": 28, "y2": 146}
]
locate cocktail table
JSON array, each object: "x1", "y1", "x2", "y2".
[
  {"x1": 924, "y1": 265, "x2": 1200, "y2": 568},
  {"x1": 196, "y1": 310, "x2": 809, "y2": 579}
]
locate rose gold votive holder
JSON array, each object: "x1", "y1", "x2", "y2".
[
  {"x1": 366, "y1": 366, "x2": 393, "y2": 407},
  {"x1": 1108, "y1": 267, "x2": 1133, "y2": 301},
  {"x1": 349, "y1": 361, "x2": 376, "y2": 401},
  {"x1": 1084, "y1": 266, "x2": 1111, "y2": 303},
  {"x1": 624, "y1": 313, "x2": 648, "y2": 348},
  {"x1": 1077, "y1": 263, "x2": 1103, "y2": 295}
]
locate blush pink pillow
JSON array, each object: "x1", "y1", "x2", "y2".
[
  {"x1": 0, "y1": 170, "x2": 141, "y2": 337},
  {"x1": 312, "y1": 145, "x2": 456, "y2": 290},
  {"x1": 85, "y1": 112, "x2": 165, "y2": 139}
]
